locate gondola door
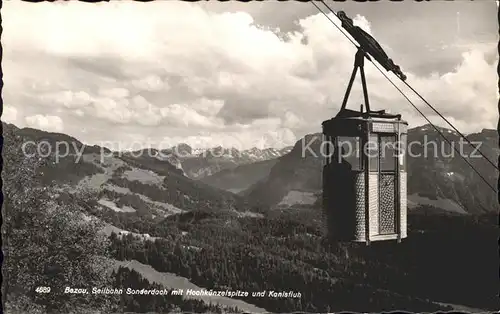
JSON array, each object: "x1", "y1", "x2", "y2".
[{"x1": 378, "y1": 135, "x2": 397, "y2": 235}]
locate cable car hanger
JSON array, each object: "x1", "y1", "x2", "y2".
[
  {"x1": 337, "y1": 10, "x2": 405, "y2": 116},
  {"x1": 337, "y1": 11, "x2": 406, "y2": 81},
  {"x1": 311, "y1": 1, "x2": 498, "y2": 196}
]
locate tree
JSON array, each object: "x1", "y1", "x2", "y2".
[{"x1": 3, "y1": 128, "x2": 117, "y2": 313}]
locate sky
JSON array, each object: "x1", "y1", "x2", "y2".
[{"x1": 2, "y1": 1, "x2": 498, "y2": 150}]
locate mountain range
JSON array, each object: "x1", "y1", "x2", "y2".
[
  {"x1": 129, "y1": 144, "x2": 292, "y2": 180},
  {"x1": 3, "y1": 121, "x2": 498, "y2": 313},
  {"x1": 3, "y1": 122, "x2": 265, "y2": 221},
  {"x1": 6, "y1": 122, "x2": 498, "y2": 216},
  {"x1": 219, "y1": 125, "x2": 498, "y2": 214}
]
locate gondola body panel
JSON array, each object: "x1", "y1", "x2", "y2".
[{"x1": 322, "y1": 113, "x2": 408, "y2": 244}]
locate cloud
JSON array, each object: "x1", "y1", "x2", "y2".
[
  {"x1": 2, "y1": 1, "x2": 497, "y2": 149},
  {"x1": 98, "y1": 87, "x2": 130, "y2": 99},
  {"x1": 2, "y1": 105, "x2": 18, "y2": 124},
  {"x1": 131, "y1": 75, "x2": 169, "y2": 92},
  {"x1": 25, "y1": 114, "x2": 64, "y2": 133}
]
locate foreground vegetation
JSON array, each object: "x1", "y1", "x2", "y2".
[
  {"x1": 2, "y1": 126, "x2": 232, "y2": 314},
  {"x1": 4, "y1": 123, "x2": 497, "y2": 313},
  {"x1": 107, "y1": 207, "x2": 497, "y2": 313}
]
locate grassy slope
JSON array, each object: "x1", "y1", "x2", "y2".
[{"x1": 111, "y1": 259, "x2": 267, "y2": 314}]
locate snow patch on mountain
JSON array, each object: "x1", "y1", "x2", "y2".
[{"x1": 163, "y1": 145, "x2": 293, "y2": 179}]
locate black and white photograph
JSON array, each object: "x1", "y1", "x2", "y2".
[{"x1": 1, "y1": 1, "x2": 499, "y2": 313}]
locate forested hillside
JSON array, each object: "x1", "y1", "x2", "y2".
[
  {"x1": 3, "y1": 122, "x2": 498, "y2": 313},
  {"x1": 108, "y1": 209, "x2": 497, "y2": 313},
  {"x1": 1, "y1": 123, "x2": 249, "y2": 313}
]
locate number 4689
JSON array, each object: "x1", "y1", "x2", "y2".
[{"x1": 35, "y1": 286, "x2": 51, "y2": 293}]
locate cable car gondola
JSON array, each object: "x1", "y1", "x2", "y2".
[
  {"x1": 315, "y1": 6, "x2": 499, "y2": 245},
  {"x1": 322, "y1": 11, "x2": 408, "y2": 245}
]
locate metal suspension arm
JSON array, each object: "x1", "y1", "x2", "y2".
[{"x1": 340, "y1": 48, "x2": 372, "y2": 113}]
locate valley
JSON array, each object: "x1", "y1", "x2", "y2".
[{"x1": 2, "y1": 122, "x2": 498, "y2": 313}]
